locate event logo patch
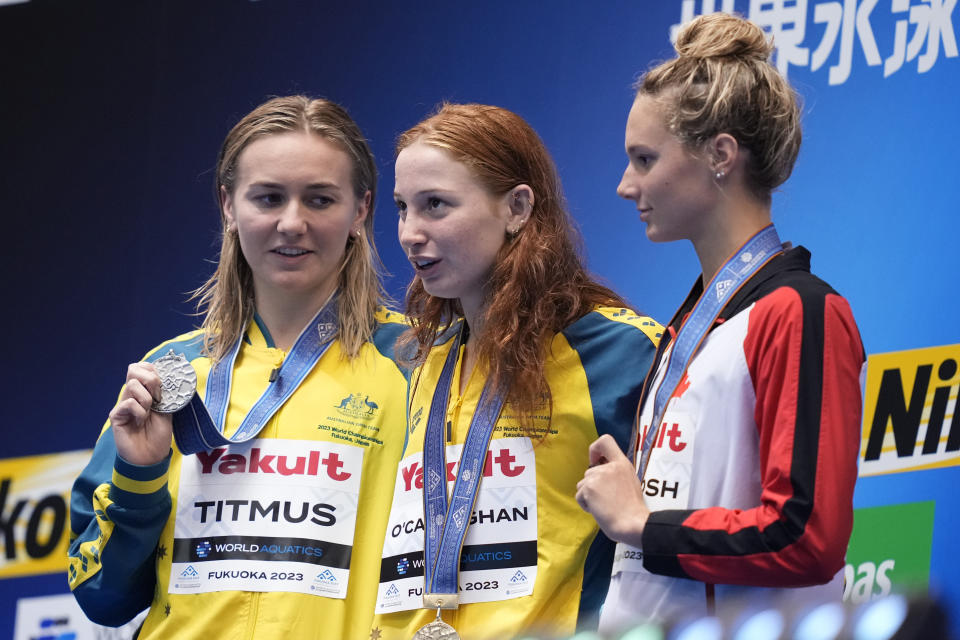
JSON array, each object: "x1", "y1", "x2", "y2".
[
  {"x1": 317, "y1": 570, "x2": 337, "y2": 582},
  {"x1": 505, "y1": 569, "x2": 531, "y2": 596},
  {"x1": 715, "y1": 279, "x2": 734, "y2": 300},
  {"x1": 380, "y1": 582, "x2": 402, "y2": 607},
  {"x1": 452, "y1": 505, "x2": 468, "y2": 529},
  {"x1": 860, "y1": 344, "x2": 960, "y2": 476},
  {"x1": 317, "y1": 321, "x2": 336, "y2": 343},
  {"x1": 310, "y1": 569, "x2": 340, "y2": 594},
  {"x1": 175, "y1": 564, "x2": 202, "y2": 589}
]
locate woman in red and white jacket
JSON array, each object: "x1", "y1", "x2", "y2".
[{"x1": 577, "y1": 13, "x2": 865, "y2": 630}]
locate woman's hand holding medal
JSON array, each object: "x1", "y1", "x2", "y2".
[{"x1": 108, "y1": 361, "x2": 176, "y2": 466}]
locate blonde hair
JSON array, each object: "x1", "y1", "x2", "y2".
[
  {"x1": 638, "y1": 13, "x2": 802, "y2": 200},
  {"x1": 193, "y1": 96, "x2": 385, "y2": 361}
]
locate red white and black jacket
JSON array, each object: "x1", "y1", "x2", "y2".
[{"x1": 601, "y1": 246, "x2": 865, "y2": 628}]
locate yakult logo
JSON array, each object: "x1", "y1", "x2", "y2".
[
  {"x1": 401, "y1": 448, "x2": 526, "y2": 492},
  {"x1": 196, "y1": 447, "x2": 353, "y2": 481},
  {"x1": 639, "y1": 423, "x2": 689, "y2": 453}
]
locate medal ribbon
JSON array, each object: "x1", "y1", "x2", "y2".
[
  {"x1": 636, "y1": 225, "x2": 783, "y2": 479},
  {"x1": 171, "y1": 296, "x2": 338, "y2": 455},
  {"x1": 422, "y1": 327, "x2": 506, "y2": 600}
]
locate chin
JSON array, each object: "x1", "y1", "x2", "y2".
[
  {"x1": 417, "y1": 279, "x2": 440, "y2": 298},
  {"x1": 644, "y1": 225, "x2": 678, "y2": 244},
  {"x1": 421, "y1": 287, "x2": 455, "y2": 301},
  {"x1": 644, "y1": 225, "x2": 663, "y2": 242},
  {"x1": 419, "y1": 282, "x2": 457, "y2": 302}
]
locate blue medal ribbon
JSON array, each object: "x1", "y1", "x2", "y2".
[
  {"x1": 171, "y1": 296, "x2": 339, "y2": 455},
  {"x1": 422, "y1": 326, "x2": 506, "y2": 603},
  {"x1": 637, "y1": 225, "x2": 784, "y2": 479}
]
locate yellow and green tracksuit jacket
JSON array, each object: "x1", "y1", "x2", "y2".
[
  {"x1": 68, "y1": 308, "x2": 408, "y2": 640},
  {"x1": 370, "y1": 307, "x2": 662, "y2": 640}
]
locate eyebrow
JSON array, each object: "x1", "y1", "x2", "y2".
[
  {"x1": 395, "y1": 188, "x2": 457, "y2": 199},
  {"x1": 248, "y1": 181, "x2": 342, "y2": 190}
]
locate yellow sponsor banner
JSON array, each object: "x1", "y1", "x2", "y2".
[
  {"x1": 860, "y1": 344, "x2": 960, "y2": 477},
  {"x1": 0, "y1": 449, "x2": 92, "y2": 578}
]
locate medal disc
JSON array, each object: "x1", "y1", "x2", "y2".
[
  {"x1": 151, "y1": 350, "x2": 198, "y2": 413},
  {"x1": 412, "y1": 620, "x2": 460, "y2": 640}
]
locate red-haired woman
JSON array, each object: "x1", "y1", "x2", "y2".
[{"x1": 369, "y1": 103, "x2": 661, "y2": 640}]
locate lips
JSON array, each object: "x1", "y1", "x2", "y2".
[
  {"x1": 272, "y1": 247, "x2": 311, "y2": 257},
  {"x1": 411, "y1": 257, "x2": 438, "y2": 268},
  {"x1": 410, "y1": 256, "x2": 441, "y2": 274}
]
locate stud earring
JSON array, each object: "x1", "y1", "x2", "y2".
[{"x1": 715, "y1": 170, "x2": 725, "y2": 180}]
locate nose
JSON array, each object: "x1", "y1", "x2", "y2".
[
  {"x1": 616, "y1": 164, "x2": 638, "y2": 201},
  {"x1": 276, "y1": 201, "x2": 308, "y2": 235},
  {"x1": 398, "y1": 212, "x2": 426, "y2": 251}
]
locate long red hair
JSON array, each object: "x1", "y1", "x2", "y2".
[{"x1": 397, "y1": 103, "x2": 626, "y2": 417}]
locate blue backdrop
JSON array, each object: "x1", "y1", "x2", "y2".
[{"x1": 2, "y1": 0, "x2": 958, "y2": 636}]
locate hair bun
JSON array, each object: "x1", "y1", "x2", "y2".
[{"x1": 675, "y1": 13, "x2": 773, "y2": 62}]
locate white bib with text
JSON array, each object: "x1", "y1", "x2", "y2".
[
  {"x1": 375, "y1": 437, "x2": 538, "y2": 613},
  {"x1": 169, "y1": 438, "x2": 363, "y2": 598}
]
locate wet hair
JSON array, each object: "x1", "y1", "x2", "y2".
[
  {"x1": 637, "y1": 13, "x2": 802, "y2": 201},
  {"x1": 193, "y1": 95, "x2": 384, "y2": 361},
  {"x1": 396, "y1": 103, "x2": 625, "y2": 418}
]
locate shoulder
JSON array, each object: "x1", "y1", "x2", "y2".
[
  {"x1": 556, "y1": 307, "x2": 662, "y2": 446},
  {"x1": 373, "y1": 306, "x2": 407, "y2": 328},
  {"x1": 749, "y1": 269, "x2": 856, "y2": 334},
  {"x1": 736, "y1": 250, "x2": 862, "y2": 362},
  {"x1": 373, "y1": 306, "x2": 408, "y2": 336},
  {"x1": 560, "y1": 306, "x2": 663, "y2": 352},
  {"x1": 359, "y1": 306, "x2": 412, "y2": 370},
  {"x1": 142, "y1": 329, "x2": 207, "y2": 363},
  {"x1": 556, "y1": 306, "x2": 662, "y2": 388},
  {"x1": 729, "y1": 246, "x2": 845, "y2": 318},
  {"x1": 756, "y1": 271, "x2": 840, "y2": 310}
]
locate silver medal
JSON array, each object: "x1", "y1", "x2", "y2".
[
  {"x1": 412, "y1": 619, "x2": 460, "y2": 640},
  {"x1": 151, "y1": 350, "x2": 198, "y2": 413}
]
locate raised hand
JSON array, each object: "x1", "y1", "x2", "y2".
[{"x1": 108, "y1": 362, "x2": 174, "y2": 466}]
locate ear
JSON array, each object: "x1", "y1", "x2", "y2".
[
  {"x1": 708, "y1": 133, "x2": 740, "y2": 179},
  {"x1": 506, "y1": 184, "x2": 534, "y2": 235},
  {"x1": 221, "y1": 185, "x2": 237, "y2": 232},
  {"x1": 352, "y1": 190, "x2": 371, "y2": 237}
]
